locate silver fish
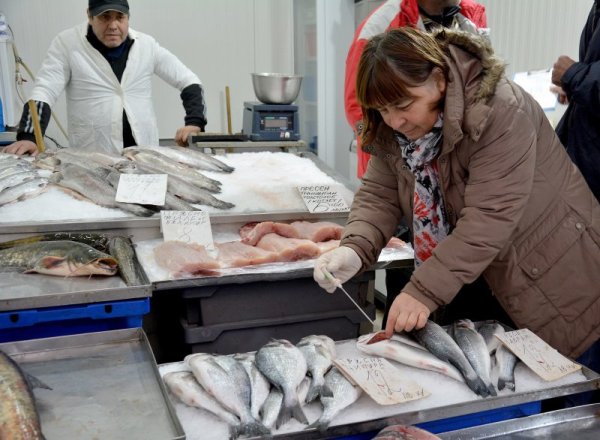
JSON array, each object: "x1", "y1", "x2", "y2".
[
  {"x1": 477, "y1": 320, "x2": 506, "y2": 355},
  {"x1": 131, "y1": 145, "x2": 234, "y2": 173},
  {"x1": 0, "y1": 350, "x2": 51, "y2": 440},
  {"x1": 0, "y1": 170, "x2": 38, "y2": 193},
  {"x1": 308, "y1": 367, "x2": 362, "y2": 433},
  {"x1": 453, "y1": 319, "x2": 497, "y2": 397},
  {"x1": 0, "y1": 240, "x2": 118, "y2": 277},
  {"x1": 411, "y1": 320, "x2": 491, "y2": 397},
  {"x1": 163, "y1": 371, "x2": 241, "y2": 437},
  {"x1": 0, "y1": 178, "x2": 48, "y2": 206},
  {"x1": 261, "y1": 377, "x2": 310, "y2": 429},
  {"x1": 233, "y1": 352, "x2": 271, "y2": 420},
  {"x1": 255, "y1": 339, "x2": 309, "y2": 428},
  {"x1": 297, "y1": 335, "x2": 336, "y2": 403},
  {"x1": 357, "y1": 333, "x2": 464, "y2": 383},
  {"x1": 496, "y1": 344, "x2": 518, "y2": 391},
  {"x1": 185, "y1": 353, "x2": 270, "y2": 438}
]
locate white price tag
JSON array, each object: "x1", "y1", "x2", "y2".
[
  {"x1": 115, "y1": 174, "x2": 168, "y2": 206},
  {"x1": 298, "y1": 185, "x2": 349, "y2": 213},
  {"x1": 334, "y1": 357, "x2": 429, "y2": 405},
  {"x1": 496, "y1": 328, "x2": 581, "y2": 381},
  {"x1": 160, "y1": 211, "x2": 214, "y2": 248}
]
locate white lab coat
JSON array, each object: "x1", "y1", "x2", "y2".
[{"x1": 30, "y1": 22, "x2": 201, "y2": 154}]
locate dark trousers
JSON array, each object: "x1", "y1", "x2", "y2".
[{"x1": 382, "y1": 268, "x2": 515, "y2": 329}]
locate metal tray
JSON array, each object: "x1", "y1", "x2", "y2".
[
  {"x1": 0, "y1": 328, "x2": 185, "y2": 440},
  {"x1": 438, "y1": 403, "x2": 600, "y2": 439}
]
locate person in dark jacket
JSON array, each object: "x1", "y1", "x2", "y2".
[{"x1": 552, "y1": 0, "x2": 600, "y2": 201}]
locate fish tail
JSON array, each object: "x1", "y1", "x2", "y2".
[
  {"x1": 498, "y1": 377, "x2": 515, "y2": 391},
  {"x1": 465, "y1": 376, "x2": 491, "y2": 397},
  {"x1": 276, "y1": 400, "x2": 308, "y2": 428},
  {"x1": 486, "y1": 383, "x2": 498, "y2": 396},
  {"x1": 305, "y1": 381, "x2": 330, "y2": 403},
  {"x1": 240, "y1": 419, "x2": 271, "y2": 437},
  {"x1": 308, "y1": 417, "x2": 331, "y2": 433}
]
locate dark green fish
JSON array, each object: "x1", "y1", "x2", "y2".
[
  {"x1": 107, "y1": 236, "x2": 149, "y2": 286},
  {"x1": 0, "y1": 232, "x2": 110, "y2": 252}
]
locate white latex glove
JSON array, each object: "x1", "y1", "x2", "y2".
[{"x1": 313, "y1": 246, "x2": 362, "y2": 293}]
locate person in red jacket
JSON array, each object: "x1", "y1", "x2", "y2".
[{"x1": 346, "y1": 0, "x2": 488, "y2": 179}]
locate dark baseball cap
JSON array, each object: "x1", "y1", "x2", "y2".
[{"x1": 89, "y1": 0, "x2": 129, "y2": 16}]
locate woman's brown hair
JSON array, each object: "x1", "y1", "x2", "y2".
[{"x1": 356, "y1": 27, "x2": 449, "y2": 148}]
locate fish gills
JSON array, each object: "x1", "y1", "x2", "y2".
[{"x1": 0, "y1": 351, "x2": 45, "y2": 440}]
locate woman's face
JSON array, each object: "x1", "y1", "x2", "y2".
[{"x1": 376, "y1": 73, "x2": 446, "y2": 141}]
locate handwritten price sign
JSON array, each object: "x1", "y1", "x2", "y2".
[
  {"x1": 298, "y1": 185, "x2": 349, "y2": 213},
  {"x1": 115, "y1": 174, "x2": 168, "y2": 206},
  {"x1": 334, "y1": 357, "x2": 429, "y2": 405},
  {"x1": 160, "y1": 211, "x2": 214, "y2": 248},
  {"x1": 496, "y1": 328, "x2": 581, "y2": 381}
]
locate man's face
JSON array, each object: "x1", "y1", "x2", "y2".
[{"x1": 88, "y1": 10, "x2": 129, "y2": 48}]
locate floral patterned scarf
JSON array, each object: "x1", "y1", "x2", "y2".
[{"x1": 396, "y1": 114, "x2": 449, "y2": 266}]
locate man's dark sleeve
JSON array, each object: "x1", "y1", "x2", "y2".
[
  {"x1": 180, "y1": 84, "x2": 207, "y2": 129},
  {"x1": 15, "y1": 101, "x2": 52, "y2": 142}
]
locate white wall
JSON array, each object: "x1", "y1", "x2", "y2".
[{"x1": 1, "y1": 0, "x2": 294, "y2": 146}]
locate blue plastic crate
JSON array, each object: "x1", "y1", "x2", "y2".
[
  {"x1": 336, "y1": 400, "x2": 541, "y2": 439},
  {"x1": 0, "y1": 298, "x2": 150, "y2": 342}
]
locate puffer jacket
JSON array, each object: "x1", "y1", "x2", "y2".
[
  {"x1": 30, "y1": 22, "x2": 201, "y2": 154},
  {"x1": 342, "y1": 30, "x2": 600, "y2": 358},
  {"x1": 345, "y1": 0, "x2": 488, "y2": 178}
]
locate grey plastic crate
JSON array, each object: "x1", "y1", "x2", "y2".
[
  {"x1": 179, "y1": 272, "x2": 375, "y2": 326},
  {"x1": 182, "y1": 307, "x2": 375, "y2": 355}
]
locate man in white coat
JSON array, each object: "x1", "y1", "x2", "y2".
[{"x1": 5, "y1": 0, "x2": 206, "y2": 155}]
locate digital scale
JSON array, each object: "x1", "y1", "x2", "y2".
[{"x1": 242, "y1": 101, "x2": 300, "y2": 141}]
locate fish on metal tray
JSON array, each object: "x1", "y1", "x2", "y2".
[
  {"x1": 255, "y1": 339, "x2": 309, "y2": 429},
  {"x1": 0, "y1": 171, "x2": 40, "y2": 193},
  {"x1": 296, "y1": 335, "x2": 336, "y2": 403},
  {"x1": 0, "y1": 177, "x2": 48, "y2": 206},
  {"x1": 411, "y1": 320, "x2": 491, "y2": 397},
  {"x1": 0, "y1": 232, "x2": 110, "y2": 252},
  {"x1": 163, "y1": 371, "x2": 242, "y2": 439},
  {"x1": 307, "y1": 366, "x2": 362, "y2": 433},
  {"x1": 107, "y1": 236, "x2": 148, "y2": 286},
  {"x1": 185, "y1": 353, "x2": 271, "y2": 438},
  {"x1": 357, "y1": 332, "x2": 465, "y2": 383},
  {"x1": 0, "y1": 350, "x2": 52, "y2": 440},
  {"x1": 452, "y1": 319, "x2": 497, "y2": 396},
  {"x1": 496, "y1": 344, "x2": 518, "y2": 391},
  {"x1": 233, "y1": 352, "x2": 271, "y2": 420},
  {"x1": 0, "y1": 240, "x2": 118, "y2": 277},
  {"x1": 372, "y1": 425, "x2": 442, "y2": 440}
]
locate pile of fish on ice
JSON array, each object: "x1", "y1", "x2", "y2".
[
  {"x1": 0, "y1": 145, "x2": 236, "y2": 214},
  {"x1": 0, "y1": 232, "x2": 147, "y2": 285},
  {"x1": 153, "y1": 219, "x2": 406, "y2": 278},
  {"x1": 360, "y1": 319, "x2": 519, "y2": 398},
  {"x1": 163, "y1": 336, "x2": 364, "y2": 439}
]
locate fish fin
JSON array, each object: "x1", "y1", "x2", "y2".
[
  {"x1": 36, "y1": 256, "x2": 65, "y2": 269},
  {"x1": 365, "y1": 330, "x2": 389, "y2": 345},
  {"x1": 25, "y1": 371, "x2": 53, "y2": 390},
  {"x1": 487, "y1": 383, "x2": 498, "y2": 396},
  {"x1": 498, "y1": 378, "x2": 515, "y2": 391},
  {"x1": 307, "y1": 417, "x2": 330, "y2": 433},
  {"x1": 321, "y1": 383, "x2": 334, "y2": 398},
  {"x1": 305, "y1": 383, "x2": 322, "y2": 403}
]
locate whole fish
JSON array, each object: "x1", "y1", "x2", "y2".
[
  {"x1": 297, "y1": 335, "x2": 336, "y2": 403},
  {"x1": 261, "y1": 377, "x2": 310, "y2": 429},
  {"x1": 0, "y1": 240, "x2": 118, "y2": 277},
  {"x1": 107, "y1": 236, "x2": 148, "y2": 286},
  {"x1": 496, "y1": 344, "x2": 518, "y2": 391},
  {"x1": 50, "y1": 163, "x2": 155, "y2": 217},
  {"x1": 0, "y1": 178, "x2": 48, "y2": 206},
  {"x1": 0, "y1": 232, "x2": 110, "y2": 252},
  {"x1": 255, "y1": 339, "x2": 309, "y2": 428},
  {"x1": 185, "y1": 353, "x2": 270, "y2": 438},
  {"x1": 0, "y1": 350, "x2": 51, "y2": 440},
  {"x1": 123, "y1": 149, "x2": 222, "y2": 193},
  {"x1": 452, "y1": 320, "x2": 497, "y2": 397},
  {"x1": 372, "y1": 425, "x2": 442, "y2": 439},
  {"x1": 0, "y1": 171, "x2": 39, "y2": 193},
  {"x1": 163, "y1": 371, "x2": 242, "y2": 438},
  {"x1": 233, "y1": 353, "x2": 271, "y2": 420},
  {"x1": 307, "y1": 367, "x2": 362, "y2": 433},
  {"x1": 357, "y1": 333, "x2": 464, "y2": 383},
  {"x1": 411, "y1": 320, "x2": 491, "y2": 397},
  {"x1": 130, "y1": 145, "x2": 234, "y2": 173}
]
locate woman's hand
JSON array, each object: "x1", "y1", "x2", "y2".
[{"x1": 384, "y1": 292, "x2": 430, "y2": 337}]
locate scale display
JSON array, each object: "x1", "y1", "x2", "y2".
[{"x1": 243, "y1": 101, "x2": 300, "y2": 141}]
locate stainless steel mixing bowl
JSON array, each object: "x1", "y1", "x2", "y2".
[{"x1": 251, "y1": 73, "x2": 303, "y2": 104}]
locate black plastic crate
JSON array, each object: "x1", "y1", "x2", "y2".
[
  {"x1": 182, "y1": 307, "x2": 375, "y2": 355},
  {"x1": 179, "y1": 272, "x2": 375, "y2": 326}
]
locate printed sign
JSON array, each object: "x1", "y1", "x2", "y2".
[
  {"x1": 160, "y1": 210, "x2": 214, "y2": 248},
  {"x1": 298, "y1": 185, "x2": 349, "y2": 213},
  {"x1": 496, "y1": 328, "x2": 582, "y2": 381},
  {"x1": 115, "y1": 174, "x2": 168, "y2": 206},
  {"x1": 334, "y1": 357, "x2": 429, "y2": 405}
]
